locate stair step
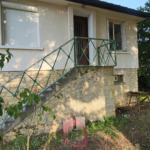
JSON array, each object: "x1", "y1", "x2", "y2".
[
  {"x1": 20, "y1": 107, "x2": 26, "y2": 113},
  {"x1": 0, "y1": 129, "x2": 6, "y2": 133},
  {"x1": 0, "y1": 123, "x2": 5, "y2": 129},
  {"x1": 7, "y1": 116, "x2": 15, "y2": 121},
  {"x1": 40, "y1": 93, "x2": 45, "y2": 97},
  {"x1": 5, "y1": 120, "x2": 14, "y2": 128},
  {"x1": 62, "y1": 76, "x2": 69, "y2": 78},
  {"x1": 55, "y1": 82, "x2": 61, "y2": 85},
  {"x1": 46, "y1": 87, "x2": 53, "y2": 92}
]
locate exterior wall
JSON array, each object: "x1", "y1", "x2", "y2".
[
  {"x1": 0, "y1": 70, "x2": 67, "y2": 106},
  {"x1": 114, "y1": 68, "x2": 138, "y2": 107},
  {"x1": 96, "y1": 11, "x2": 139, "y2": 69},
  {"x1": 3, "y1": 66, "x2": 116, "y2": 142},
  {"x1": 0, "y1": 0, "x2": 139, "y2": 72},
  {"x1": 0, "y1": 0, "x2": 70, "y2": 71}
]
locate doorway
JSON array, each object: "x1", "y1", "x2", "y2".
[{"x1": 74, "y1": 16, "x2": 89, "y2": 65}]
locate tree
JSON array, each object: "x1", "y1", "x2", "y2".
[{"x1": 137, "y1": 0, "x2": 150, "y2": 90}]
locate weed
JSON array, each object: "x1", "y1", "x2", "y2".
[
  {"x1": 86, "y1": 116, "x2": 129, "y2": 138},
  {"x1": 13, "y1": 135, "x2": 41, "y2": 150}
]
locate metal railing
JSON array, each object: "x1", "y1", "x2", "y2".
[{"x1": 0, "y1": 37, "x2": 117, "y2": 125}]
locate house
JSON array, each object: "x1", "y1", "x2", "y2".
[{"x1": 0, "y1": 0, "x2": 149, "y2": 141}]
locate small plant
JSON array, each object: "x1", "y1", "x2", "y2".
[
  {"x1": 0, "y1": 49, "x2": 13, "y2": 69},
  {"x1": 13, "y1": 135, "x2": 42, "y2": 150},
  {"x1": 68, "y1": 129, "x2": 83, "y2": 143},
  {"x1": 87, "y1": 116, "x2": 129, "y2": 138}
]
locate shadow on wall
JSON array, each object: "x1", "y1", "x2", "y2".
[{"x1": 1, "y1": 0, "x2": 69, "y2": 71}]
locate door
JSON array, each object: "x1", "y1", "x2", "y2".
[{"x1": 74, "y1": 16, "x2": 89, "y2": 65}]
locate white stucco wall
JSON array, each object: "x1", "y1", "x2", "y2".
[
  {"x1": 0, "y1": 0, "x2": 140, "y2": 71},
  {"x1": 96, "y1": 12, "x2": 139, "y2": 69},
  {"x1": 0, "y1": 0, "x2": 70, "y2": 71}
]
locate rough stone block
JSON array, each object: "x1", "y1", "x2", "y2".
[
  {"x1": 75, "y1": 116, "x2": 85, "y2": 130},
  {"x1": 63, "y1": 118, "x2": 74, "y2": 134}
]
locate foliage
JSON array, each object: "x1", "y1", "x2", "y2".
[
  {"x1": 0, "y1": 49, "x2": 55, "y2": 150},
  {"x1": 87, "y1": 116, "x2": 129, "y2": 137},
  {"x1": 0, "y1": 49, "x2": 13, "y2": 69},
  {"x1": 0, "y1": 49, "x2": 13, "y2": 120},
  {"x1": 3, "y1": 88, "x2": 55, "y2": 121},
  {"x1": 137, "y1": 0, "x2": 150, "y2": 88},
  {"x1": 13, "y1": 135, "x2": 41, "y2": 150}
]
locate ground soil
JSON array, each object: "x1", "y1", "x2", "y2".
[{"x1": 4, "y1": 103, "x2": 150, "y2": 150}]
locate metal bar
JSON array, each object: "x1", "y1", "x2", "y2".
[
  {"x1": 107, "y1": 42, "x2": 116, "y2": 65},
  {"x1": 98, "y1": 47, "x2": 100, "y2": 66},
  {"x1": 15, "y1": 72, "x2": 25, "y2": 95},
  {"x1": 53, "y1": 48, "x2": 61, "y2": 70},
  {"x1": 97, "y1": 40, "x2": 105, "y2": 65},
  {"x1": 3, "y1": 86, "x2": 14, "y2": 96},
  {"x1": 44, "y1": 59, "x2": 61, "y2": 77},
  {"x1": 76, "y1": 37, "x2": 115, "y2": 41},
  {"x1": 45, "y1": 70, "x2": 53, "y2": 88},
  {"x1": 114, "y1": 41, "x2": 117, "y2": 65},
  {"x1": 92, "y1": 39, "x2": 104, "y2": 65},
  {"x1": 78, "y1": 40, "x2": 90, "y2": 62},
  {"x1": 75, "y1": 37, "x2": 78, "y2": 65},
  {"x1": 44, "y1": 48, "x2": 61, "y2": 88},
  {"x1": 101, "y1": 41, "x2": 107, "y2": 65},
  {"x1": 25, "y1": 72, "x2": 44, "y2": 90},
  {"x1": 62, "y1": 42, "x2": 75, "y2": 75},
  {"x1": 31, "y1": 59, "x2": 44, "y2": 92},
  {"x1": 39, "y1": 66, "x2": 77, "y2": 95},
  {"x1": 0, "y1": 38, "x2": 75, "y2": 89},
  {"x1": 0, "y1": 86, "x2": 3, "y2": 94},
  {"x1": 105, "y1": 41, "x2": 116, "y2": 65},
  {"x1": 60, "y1": 48, "x2": 75, "y2": 64}
]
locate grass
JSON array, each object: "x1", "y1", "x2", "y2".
[{"x1": 4, "y1": 101, "x2": 150, "y2": 150}]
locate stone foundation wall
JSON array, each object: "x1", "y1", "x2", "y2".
[
  {"x1": 3, "y1": 66, "x2": 116, "y2": 142},
  {"x1": 114, "y1": 68, "x2": 138, "y2": 107},
  {"x1": 0, "y1": 70, "x2": 67, "y2": 106}
]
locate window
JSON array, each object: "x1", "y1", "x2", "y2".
[
  {"x1": 114, "y1": 75, "x2": 123, "y2": 83},
  {"x1": 107, "y1": 19, "x2": 127, "y2": 51},
  {"x1": 1, "y1": 1, "x2": 39, "y2": 47}
]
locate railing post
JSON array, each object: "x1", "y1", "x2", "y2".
[
  {"x1": 114, "y1": 40, "x2": 117, "y2": 65},
  {"x1": 98, "y1": 47, "x2": 100, "y2": 66},
  {"x1": 75, "y1": 37, "x2": 78, "y2": 66}
]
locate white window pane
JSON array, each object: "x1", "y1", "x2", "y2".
[
  {"x1": 114, "y1": 24, "x2": 122, "y2": 50},
  {"x1": 3, "y1": 9, "x2": 39, "y2": 47}
]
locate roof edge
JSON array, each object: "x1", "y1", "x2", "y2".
[{"x1": 66, "y1": 0, "x2": 150, "y2": 18}]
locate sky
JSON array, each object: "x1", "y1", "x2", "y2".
[{"x1": 101, "y1": 0, "x2": 147, "y2": 10}]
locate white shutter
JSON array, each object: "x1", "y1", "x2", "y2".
[
  {"x1": 107, "y1": 18, "x2": 110, "y2": 49},
  {"x1": 1, "y1": 1, "x2": 38, "y2": 12},
  {"x1": 121, "y1": 22, "x2": 127, "y2": 51},
  {"x1": 3, "y1": 9, "x2": 39, "y2": 47},
  {"x1": 107, "y1": 18, "x2": 109, "y2": 39}
]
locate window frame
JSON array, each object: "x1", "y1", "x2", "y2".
[
  {"x1": 109, "y1": 21, "x2": 122, "y2": 51},
  {"x1": 114, "y1": 75, "x2": 124, "y2": 85},
  {"x1": 107, "y1": 18, "x2": 127, "y2": 52},
  {"x1": 0, "y1": 1, "x2": 42, "y2": 50}
]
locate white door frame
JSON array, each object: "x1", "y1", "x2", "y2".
[{"x1": 68, "y1": 6, "x2": 96, "y2": 65}]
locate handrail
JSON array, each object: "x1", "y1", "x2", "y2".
[{"x1": 0, "y1": 37, "x2": 117, "y2": 125}]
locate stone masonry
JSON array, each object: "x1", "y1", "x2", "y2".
[
  {"x1": 0, "y1": 70, "x2": 67, "y2": 107},
  {"x1": 114, "y1": 68, "x2": 138, "y2": 107},
  {"x1": 3, "y1": 66, "x2": 116, "y2": 142}
]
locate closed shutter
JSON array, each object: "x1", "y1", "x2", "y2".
[
  {"x1": 106, "y1": 18, "x2": 110, "y2": 49},
  {"x1": 121, "y1": 22, "x2": 127, "y2": 51}
]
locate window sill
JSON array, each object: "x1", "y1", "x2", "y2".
[
  {"x1": 114, "y1": 82, "x2": 126, "y2": 85},
  {"x1": 0, "y1": 46, "x2": 44, "y2": 51}
]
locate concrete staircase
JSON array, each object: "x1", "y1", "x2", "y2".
[{"x1": 1, "y1": 66, "x2": 82, "y2": 136}]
